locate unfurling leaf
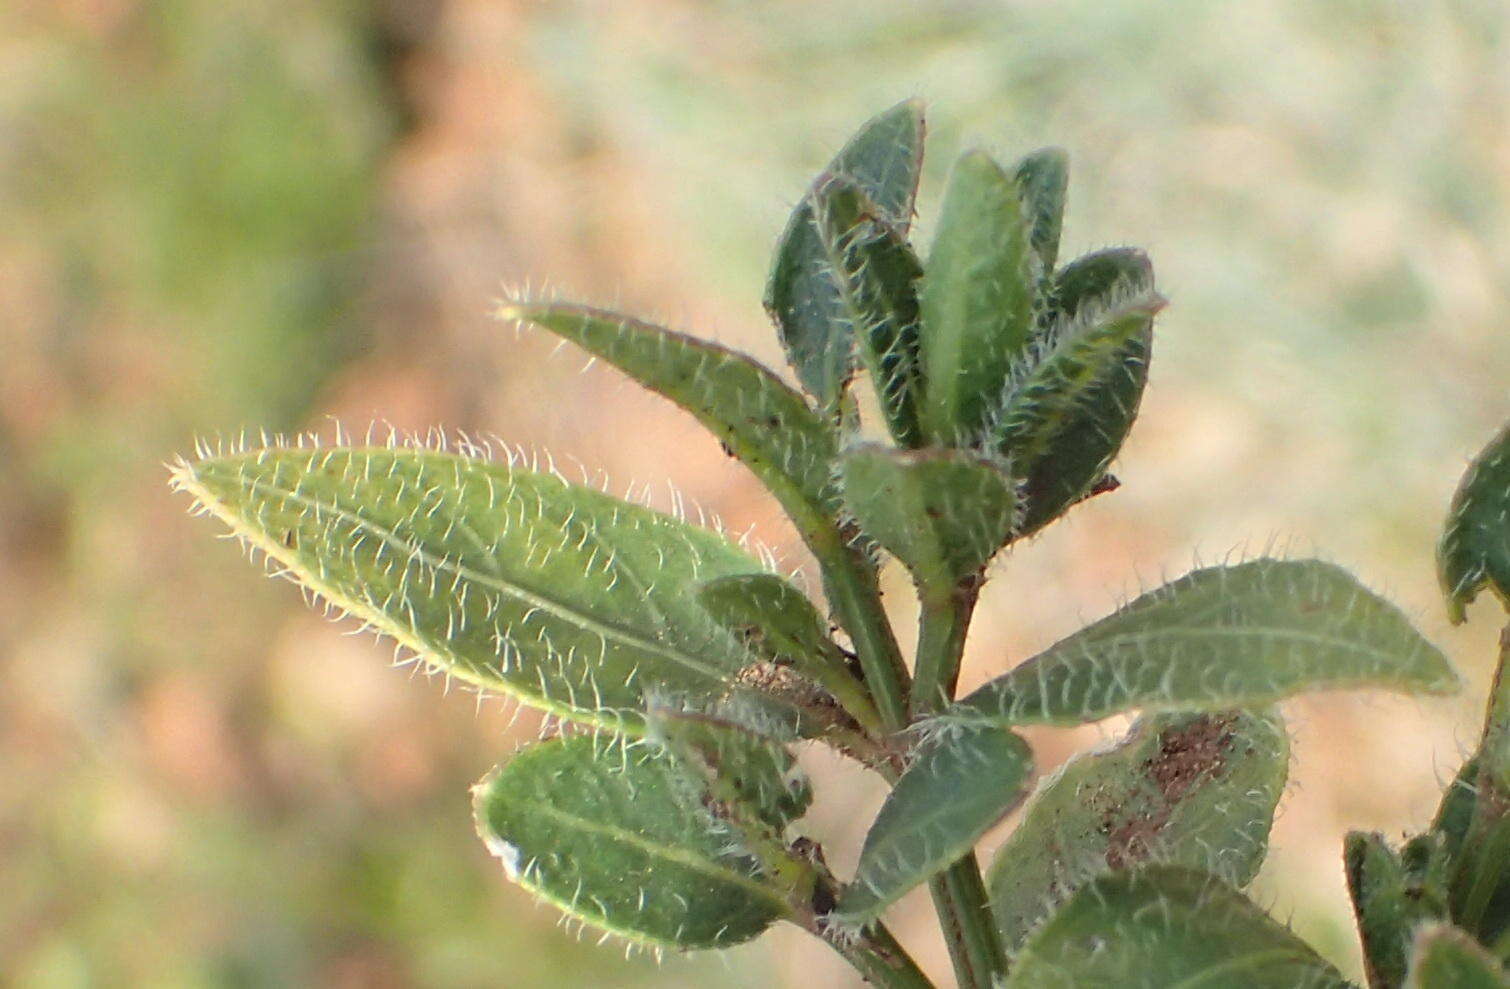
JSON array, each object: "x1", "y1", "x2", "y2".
[
  {"x1": 993, "y1": 248, "x2": 1163, "y2": 536},
  {"x1": 1004, "y1": 866, "x2": 1351, "y2": 988},
  {"x1": 766, "y1": 100, "x2": 925, "y2": 410},
  {"x1": 834, "y1": 725, "x2": 1032, "y2": 926},
  {"x1": 988, "y1": 708, "x2": 1289, "y2": 949},
  {"x1": 918, "y1": 149, "x2": 1038, "y2": 446},
  {"x1": 1405, "y1": 924, "x2": 1510, "y2": 988},
  {"x1": 172, "y1": 448, "x2": 779, "y2": 730},
  {"x1": 495, "y1": 302, "x2": 841, "y2": 533},
  {"x1": 812, "y1": 175, "x2": 926, "y2": 448},
  {"x1": 839, "y1": 444, "x2": 1019, "y2": 592},
  {"x1": 472, "y1": 736, "x2": 791, "y2": 949},
  {"x1": 1439, "y1": 419, "x2": 1510, "y2": 624},
  {"x1": 945, "y1": 558, "x2": 1457, "y2": 728}
]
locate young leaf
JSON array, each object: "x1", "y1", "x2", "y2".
[
  {"x1": 495, "y1": 302, "x2": 841, "y2": 530},
  {"x1": 1405, "y1": 924, "x2": 1510, "y2": 989},
  {"x1": 1013, "y1": 147, "x2": 1070, "y2": 273},
  {"x1": 696, "y1": 572, "x2": 881, "y2": 733},
  {"x1": 839, "y1": 444, "x2": 1019, "y2": 593},
  {"x1": 472, "y1": 735, "x2": 791, "y2": 949},
  {"x1": 918, "y1": 150, "x2": 1038, "y2": 446},
  {"x1": 1347, "y1": 831, "x2": 1452, "y2": 989},
  {"x1": 834, "y1": 725, "x2": 1032, "y2": 927},
  {"x1": 993, "y1": 249, "x2": 1164, "y2": 536},
  {"x1": 944, "y1": 558, "x2": 1458, "y2": 728},
  {"x1": 172, "y1": 448, "x2": 779, "y2": 730},
  {"x1": 1439, "y1": 419, "x2": 1510, "y2": 624},
  {"x1": 1433, "y1": 756, "x2": 1482, "y2": 865},
  {"x1": 765, "y1": 100, "x2": 925, "y2": 410},
  {"x1": 812, "y1": 175, "x2": 926, "y2": 448},
  {"x1": 988, "y1": 708, "x2": 1289, "y2": 949},
  {"x1": 1004, "y1": 865, "x2": 1351, "y2": 988},
  {"x1": 1008, "y1": 252, "x2": 1159, "y2": 537}
]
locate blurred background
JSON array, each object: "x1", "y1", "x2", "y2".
[{"x1": 4, "y1": 1, "x2": 1510, "y2": 985}]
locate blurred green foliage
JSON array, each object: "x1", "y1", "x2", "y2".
[{"x1": 4, "y1": 1, "x2": 1510, "y2": 986}]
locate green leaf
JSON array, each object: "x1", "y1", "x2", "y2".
[
  {"x1": 839, "y1": 444, "x2": 1019, "y2": 592},
  {"x1": 1347, "y1": 832, "x2": 1452, "y2": 988},
  {"x1": 1433, "y1": 757, "x2": 1482, "y2": 864},
  {"x1": 472, "y1": 735, "x2": 791, "y2": 949},
  {"x1": 1004, "y1": 865, "x2": 1352, "y2": 988},
  {"x1": 495, "y1": 302, "x2": 841, "y2": 533},
  {"x1": 988, "y1": 708, "x2": 1289, "y2": 949},
  {"x1": 918, "y1": 149, "x2": 1038, "y2": 446},
  {"x1": 834, "y1": 725, "x2": 1032, "y2": 927},
  {"x1": 172, "y1": 447, "x2": 781, "y2": 730},
  {"x1": 1406, "y1": 924, "x2": 1510, "y2": 988},
  {"x1": 765, "y1": 99, "x2": 925, "y2": 410},
  {"x1": 812, "y1": 175, "x2": 926, "y2": 448},
  {"x1": 696, "y1": 573, "x2": 881, "y2": 733},
  {"x1": 993, "y1": 249, "x2": 1163, "y2": 536},
  {"x1": 945, "y1": 558, "x2": 1458, "y2": 729},
  {"x1": 1013, "y1": 147, "x2": 1070, "y2": 273},
  {"x1": 1440, "y1": 420, "x2": 1510, "y2": 624}
]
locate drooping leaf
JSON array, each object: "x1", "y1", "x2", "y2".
[
  {"x1": 472, "y1": 735, "x2": 791, "y2": 949},
  {"x1": 495, "y1": 302, "x2": 841, "y2": 533},
  {"x1": 1347, "y1": 831, "x2": 1452, "y2": 989},
  {"x1": 993, "y1": 249, "x2": 1163, "y2": 536},
  {"x1": 812, "y1": 176, "x2": 926, "y2": 447},
  {"x1": 697, "y1": 573, "x2": 881, "y2": 732},
  {"x1": 945, "y1": 559, "x2": 1458, "y2": 729},
  {"x1": 765, "y1": 100, "x2": 925, "y2": 410},
  {"x1": 918, "y1": 149, "x2": 1038, "y2": 446},
  {"x1": 839, "y1": 444, "x2": 1019, "y2": 592},
  {"x1": 1013, "y1": 147, "x2": 1070, "y2": 273},
  {"x1": 834, "y1": 725, "x2": 1032, "y2": 927},
  {"x1": 1405, "y1": 924, "x2": 1509, "y2": 988},
  {"x1": 988, "y1": 708, "x2": 1289, "y2": 949},
  {"x1": 172, "y1": 448, "x2": 782, "y2": 730},
  {"x1": 1439, "y1": 419, "x2": 1510, "y2": 624},
  {"x1": 1004, "y1": 865, "x2": 1352, "y2": 989}
]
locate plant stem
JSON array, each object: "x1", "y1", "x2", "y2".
[
  {"x1": 928, "y1": 856, "x2": 1006, "y2": 989},
  {"x1": 820, "y1": 544, "x2": 912, "y2": 730},
  {"x1": 825, "y1": 921, "x2": 936, "y2": 989},
  {"x1": 913, "y1": 585, "x2": 1006, "y2": 987},
  {"x1": 912, "y1": 587, "x2": 978, "y2": 718}
]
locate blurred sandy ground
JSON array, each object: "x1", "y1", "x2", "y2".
[{"x1": 4, "y1": 1, "x2": 1510, "y2": 985}]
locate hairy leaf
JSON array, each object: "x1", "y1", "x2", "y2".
[
  {"x1": 1433, "y1": 757, "x2": 1482, "y2": 866},
  {"x1": 835, "y1": 725, "x2": 1032, "y2": 926},
  {"x1": 765, "y1": 100, "x2": 925, "y2": 410},
  {"x1": 172, "y1": 448, "x2": 780, "y2": 730},
  {"x1": 839, "y1": 444, "x2": 1019, "y2": 592},
  {"x1": 697, "y1": 573, "x2": 879, "y2": 732},
  {"x1": 946, "y1": 558, "x2": 1457, "y2": 728},
  {"x1": 1405, "y1": 924, "x2": 1509, "y2": 989},
  {"x1": 988, "y1": 708, "x2": 1289, "y2": 949},
  {"x1": 994, "y1": 250, "x2": 1163, "y2": 536},
  {"x1": 1004, "y1": 865, "x2": 1351, "y2": 988},
  {"x1": 472, "y1": 736, "x2": 791, "y2": 949},
  {"x1": 1011, "y1": 248, "x2": 1157, "y2": 535},
  {"x1": 919, "y1": 149, "x2": 1037, "y2": 445},
  {"x1": 812, "y1": 175, "x2": 926, "y2": 447},
  {"x1": 496, "y1": 302, "x2": 840, "y2": 535},
  {"x1": 1013, "y1": 147, "x2": 1070, "y2": 273},
  {"x1": 1439, "y1": 419, "x2": 1510, "y2": 624},
  {"x1": 1347, "y1": 831, "x2": 1452, "y2": 988}
]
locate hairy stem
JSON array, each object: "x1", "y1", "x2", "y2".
[
  {"x1": 928, "y1": 856, "x2": 1005, "y2": 989},
  {"x1": 820, "y1": 543, "x2": 912, "y2": 730},
  {"x1": 913, "y1": 585, "x2": 1006, "y2": 987},
  {"x1": 825, "y1": 921, "x2": 936, "y2": 989}
]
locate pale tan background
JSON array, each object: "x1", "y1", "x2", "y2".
[{"x1": 5, "y1": 1, "x2": 1510, "y2": 985}]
